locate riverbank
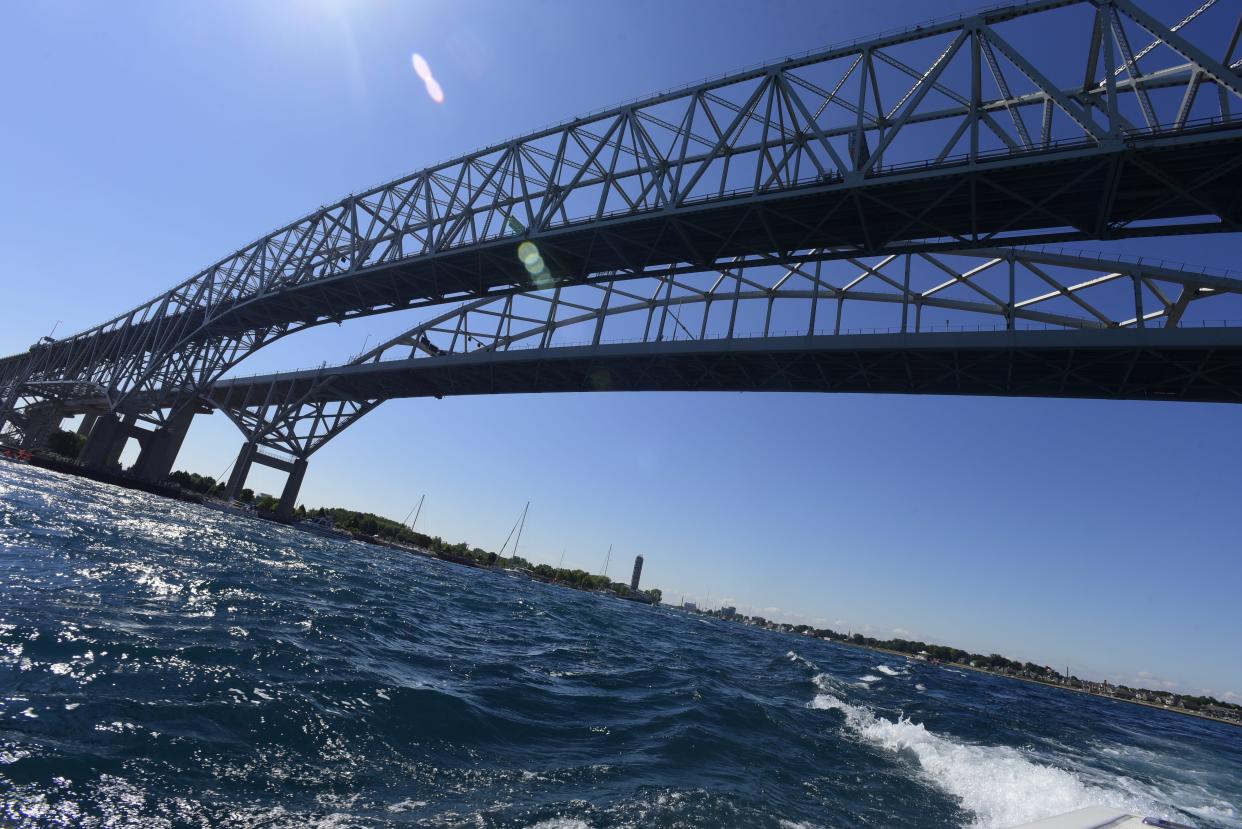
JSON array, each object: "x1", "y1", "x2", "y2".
[
  {"x1": 18, "y1": 452, "x2": 202, "y2": 504},
  {"x1": 5, "y1": 453, "x2": 661, "y2": 605},
  {"x1": 790, "y1": 630, "x2": 1242, "y2": 729}
]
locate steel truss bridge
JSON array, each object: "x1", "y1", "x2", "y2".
[{"x1": 3, "y1": 0, "x2": 1242, "y2": 515}]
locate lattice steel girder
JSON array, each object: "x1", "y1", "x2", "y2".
[
  {"x1": 208, "y1": 327, "x2": 1242, "y2": 412},
  {"x1": 2, "y1": 0, "x2": 1241, "y2": 421},
  {"x1": 196, "y1": 244, "x2": 1242, "y2": 458},
  {"x1": 226, "y1": 245, "x2": 1242, "y2": 374}
]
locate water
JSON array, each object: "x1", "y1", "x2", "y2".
[{"x1": 1, "y1": 464, "x2": 1239, "y2": 828}]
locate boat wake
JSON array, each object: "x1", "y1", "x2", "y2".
[{"x1": 806, "y1": 673, "x2": 1177, "y2": 829}]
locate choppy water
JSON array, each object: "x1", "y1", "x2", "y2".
[{"x1": 1, "y1": 464, "x2": 1239, "y2": 828}]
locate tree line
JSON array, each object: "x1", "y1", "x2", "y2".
[{"x1": 704, "y1": 612, "x2": 1242, "y2": 716}]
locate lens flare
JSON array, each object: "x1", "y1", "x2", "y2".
[
  {"x1": 411, "y1": 53, "x2": 444, "y2": 104},
  {"x1": 516, "y1": 241, "x2": 554, "y2": 288},
  {"x1": 517, "y1": 242, "x2": 540, "y2": 267},
  {"x1": 411, "y1": 53, "x2": 432, "y2": 81},
  {"x1": 424, "y1": 77, "x2": 445, "y2": 104}
]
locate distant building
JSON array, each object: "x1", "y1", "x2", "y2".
[
  {"x1": 682, "y1": 602, "x2": 697, "y2": 611},
  {"x1": 720, "y1": 606, "x2": 736, "y2": 619},
  {"x1": 630, "y1": 555, "x2": 644, "y2": 591}
]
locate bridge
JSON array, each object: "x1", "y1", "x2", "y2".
[{"x1": 2, "y1": 0, "x2": 1242, "y2": 515}]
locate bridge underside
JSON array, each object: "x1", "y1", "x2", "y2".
[
  {"x1": 223, "y1": 130, "x2": 1242, "y2": 335},
  {"x1": 35, "y1": 129, "x2": 1240, "y2": 358},
  {"x1": 209, "y1": 328, "x2": 1242, "y2": 408}
]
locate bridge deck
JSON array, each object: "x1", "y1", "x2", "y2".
[
  {"x1": 208, "y1": 328, "x2": 1242, "y2": 407},
  {"x1": 225, "y1": 128, "x2": 1242, "y2": 335},
  {"x1": 18, "y1": 125, "x2": 1240, "y2": 372}
]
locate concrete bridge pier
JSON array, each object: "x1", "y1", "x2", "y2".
[
  {"x1": 223, "y1": 440, "x2": 307, "y2": 519},
  {"x1": 132, "y1": 407, "x2": 195, "y2": 483},
  {"x1": 276, "y1": 458, "x2": 307, "y2": 520},
  {"x1": 77, "y1": 413, "x2": 131, "y2": 470},
  {"x1": 77, "y1": 412, "x2": 122, "y2": 469},
  {"x1": 77, "y1": 413, "x2": 98, "y2": 437},
  {"x1": 223, "y1": 441, "x2": 258, "y2": 503}
]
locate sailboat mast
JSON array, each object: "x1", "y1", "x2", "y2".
[
  {"x1": 409, "y1": 494, "x2": 425, "y2": 531},
  {"x1": 511, "y1": 501, "x2": 530, "y2": 561},
  {"x1": 400, "y1": 493, "x2": 425, "y2": 528}
]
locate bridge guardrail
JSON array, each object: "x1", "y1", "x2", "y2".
[{"x1": 212, "y1": 320, "x2": 1242, "y2": 384}]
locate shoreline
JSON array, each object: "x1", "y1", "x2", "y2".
[{"x1": 818, "y1": 637, "x2": 1242, "y2": 729}]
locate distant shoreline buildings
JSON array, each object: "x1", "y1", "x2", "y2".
[{"x1": 670, "y1": 603, "x2": 1242, "y2": 728}]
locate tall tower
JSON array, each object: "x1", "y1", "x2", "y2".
[{"x1": 630, "y1": 555, "x2": 644, "y2": 591}]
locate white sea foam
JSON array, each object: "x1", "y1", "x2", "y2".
[
  {"x1": 786, "y1": 651, "x2": 819, "y2": 671},
  {"x1": 858, "y1": 674, "x2": 882, "y2": 683},
  {"x1": 875, "y1": 665, "x2": 906, "y2": 677},
  {"x1": 808, "y1": 674, "x2": 1176, "y2": 829},
  {"x1": 525, "y1": 819, "x2": 592, "y2": 829},
  {"x1": 915, "y1": 683, "x2": 927, "y2": 691},
  {"x1": 386, "y1": 798, "x2": 429, "y2": 812}
]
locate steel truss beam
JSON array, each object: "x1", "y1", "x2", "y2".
[
  {"x1": 201, "y1": 246, "x2": 1242, "y2": 459},
  {"x1": 3, "y1": 0, "x2": 1242, "y2": 446}
]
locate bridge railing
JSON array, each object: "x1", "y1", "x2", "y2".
[
  {"x1": 207, "y1": 245, "x2": 1242, "y2": 390},
  {"x1": 205, "y1": 316, "x2": 1242, "y2": 384}
]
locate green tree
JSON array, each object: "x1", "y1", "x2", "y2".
[{"x1": 46, "y1": 428, "x2": 86, "y2": 459}]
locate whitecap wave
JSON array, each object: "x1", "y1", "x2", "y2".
[
  {"x1": 787, "y1": 651, "x2": 819, "y2": 671},
  {"x1": 875, "y1": 665, "x2": 906, "y2": 677},
  {"x1": 858, "y1": 674, "x2": 882, "y2": 683},
  {"x1": 525, "y1": 819, "x2": 592, "y2": 829},
  {"x1": 808, "y1": 674, "x2": 1175, "y2": 829}
]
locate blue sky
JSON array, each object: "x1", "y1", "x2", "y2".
[{"x1": 2, "y1": 0, "x2": 1239, "y2": 700}]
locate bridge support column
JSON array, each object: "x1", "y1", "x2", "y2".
[
  {"x1": 77, "y1": 413, "x2": 98, "y2": 436},
  {"x1": 276, "y1": 458, "x2": 307, "y2": 520},
  {"x1": 78, "y1": 413, "x2": 127, "y2": 469},
  {"x1": 132, "y1": 407, "x2": 195, "y2": 483},
  {"x1": 224, "y1": 442, "x2": 257, "y2": 503}
]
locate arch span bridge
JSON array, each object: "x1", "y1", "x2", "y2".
[{"x1": 2, "y1": 0, "x2": 1242, "y2": 515}]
